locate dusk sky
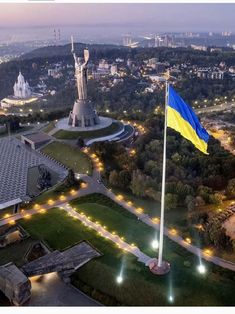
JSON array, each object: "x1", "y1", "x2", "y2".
[
  {"x1": 0, "y1": 3, "x2": 234, "y2": 43},
  {"x1": 0, "y1": 3, "x2": 234, "y2": 32}
]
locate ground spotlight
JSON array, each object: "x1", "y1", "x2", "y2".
[
  {"x1": 197, "y1": 264, "x2": 206, "y2": 274},
  {"x1": 151, "y1": 239, "x2": 159, "y2": 249},
  {"x1": 168, "y1": 295, "x2": 174, "y2": 303},
  {"x1": 116, "y1": 275, "x2": 123, "y2": 284}
]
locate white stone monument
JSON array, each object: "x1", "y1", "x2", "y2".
[{"x1": 68, "y1": 36, "x2": 100, "y2": 128}]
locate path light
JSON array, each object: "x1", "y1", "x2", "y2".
[
  {"x1": 47, "y1": 199, "x2": 54, "y2": 206},
  {"x1": 151, "y1": 239, "x2": 159, "y2": 250},
  {"x1": 136, "y1": 207, "x2": 143, "y2": 214},
  {"x1": 152, "y1": 217, "x2": 160, "y2": 224},
  {"x1": 203, "y1": 248, "x2": 213, "y2": 256},
  {"x1": 185, "y1": 237, "x2": 191, "y2": 245},
  {"x1": 170, "y1": 228, "x2": 177, "y2": 235},
  {"x1": 197, "y1": 264, "x2": 206, "y2": 274}
]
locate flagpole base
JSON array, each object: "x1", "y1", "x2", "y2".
[{"x1": 148, "y1": 258, "x2": 171, "y2": 275}]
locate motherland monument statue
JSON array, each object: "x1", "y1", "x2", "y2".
[{"x1": 68, "y1": 36, "x2": 100, "y2": 128}]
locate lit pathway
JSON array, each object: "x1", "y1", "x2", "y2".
[
  {"x1": 61, "y1": 203, "x2": 152, "y2": 265},
  {"x1": 1, "y1": 171, "x2": 235, "y2": 272},
  {"x1": 0, "y1": 184, "x2": 152, "y2": 267},
  {"x1": 103, "y1": 188, "x2": 235, "y2": 272}
]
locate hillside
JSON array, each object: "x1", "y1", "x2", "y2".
[{"x1": 21, "y1": 42, "x2": 129, "y2": 60}]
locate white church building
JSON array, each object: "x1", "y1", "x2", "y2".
[
  {"x1": 1, "y1": 71, "x2": 40, "y2": 108},
  {"x1": 13, "y1": 72, "x2": 32, "y2": 99}
]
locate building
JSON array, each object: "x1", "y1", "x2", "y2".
[
  {"x1": 13, "y1": 72, "x2": 31, "y2": 99},
  {"x1": 0, "y1": 137, "x2": 67, "y2": 212},
  {"x1": 122, "y1": 34, "x2": 132, "y2": 46},
  {"x1": 197, "y1": 69, "x2": 224, "y2": 80},
  {"x1": 0, "y1": 71, "x2": 40, "y2": 108},
  {"x1": 21, "y1": 132, "x2": 51, "y2": 150},
  {"x1": 110, "y1": 64, "x2": 118, "y2": 75}
]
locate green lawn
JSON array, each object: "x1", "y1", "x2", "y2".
[
  {"x1": 54, "y1": 122, "x2": 122, "y2": 140},
  {"x1": 17, "y1": 198, "x2": 235, "y2": 306},
  {"x1": 41, "y1": 122, "x2": 56, "y2": 134},
  {"x1": 41, "y1": 141, "x2": 92, "y2": 175},
  {"x1": 0, "y1": 237, "x2": 37, "y2": 267},
  {"x1": 110, "y1": 187, "x2": 189, "y2": 232}
]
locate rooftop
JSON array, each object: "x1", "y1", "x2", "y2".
[{"x1": 0, "y1": 138, "x2": 67, "y2": 209}]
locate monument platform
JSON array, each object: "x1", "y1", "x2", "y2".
[
  {"x1": 56, "y1": 116, "x2": 113, "y2": 132},
  {"x1": 148, "y1": 258, "x2": 171, "y2": 275}
]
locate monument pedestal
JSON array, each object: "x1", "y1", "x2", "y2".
[
  {"x1": 148, "y1": 258, "x2": 171, "y2": 275},
  {"x1": 68, "y1": 99, "x2": 100, "y2": 128}
]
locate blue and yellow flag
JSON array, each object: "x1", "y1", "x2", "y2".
[{"x1": 167, "y1": 86, "x2": 209, "y2": 154}]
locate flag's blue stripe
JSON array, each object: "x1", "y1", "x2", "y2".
[{"x1": 168, "y1": 86, "x2": 209, "y2": 143}]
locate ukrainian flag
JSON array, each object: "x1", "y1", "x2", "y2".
[{"x1": 167, "y1": 86, "x2": 209, "y2": 154}]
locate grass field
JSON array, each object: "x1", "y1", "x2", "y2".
[
  {"x1": 16, "y1": 197, "x2": 235, "y2": 306},
  {"x1": 110, "y1": 187, "x2": 189, "y2": 232},
  {"x1": 0, "y1": 237, "x2": 37, "y2": 267},
  {"x1": 42, "y1": 122, "x2": 56, "y2": 134},
  {"x1": 27, "y1": 179, "x2": 81, "y2": 206},
  {"x1": 41, "y1": 141, "x2": 92, "y2": 175},
  {"x1": 54, "y1": 122, "x2": 122, "y2": 140}
]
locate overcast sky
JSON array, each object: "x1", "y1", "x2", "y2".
[{"x1": 0, "y1": 3, "x2": 234, "y2": 32}]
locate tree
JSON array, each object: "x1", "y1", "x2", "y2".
[
  {"x1": 64, "y1": 169, "x2": 76, "y2": 187},
  {"x1": 185, "y1": 195, "x2": 195, "y2": 212},
  {"x1": 118, "y1": 170, "x2": 131, "y2": 189},
  {"x1": 165, "y1": 193, "x2": 178, "y2": 210},
  {"x1": 226, "y1": 178, "x2": 235, "y2": 198},
  {"x1": 109, "y1": 170, "x2": 119, "y2": 187},
  {"x1": 76, "y1": 137, "x2": 85, "y2": 148},
  {"x1": 209, "y1": 193, "x2": 223, "y2": 205}
]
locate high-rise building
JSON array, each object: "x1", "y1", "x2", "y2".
[{"x1": 122, "y1": 34, "x2": 132, "y2": 46}]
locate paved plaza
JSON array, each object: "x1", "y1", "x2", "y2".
[{"x1": 0, "y1": 138, "x2": 67, "y2": 209}]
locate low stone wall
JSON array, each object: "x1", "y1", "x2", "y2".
[{"x1": 0, "y1": 263, "x2": 31, "y2": 306}]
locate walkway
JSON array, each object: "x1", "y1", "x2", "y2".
[
  {"x1": 62, "y1": 203, "x2": 152, "y2": 265},
  {"x1": 1, "y1": 172, "x2": 235, "y2": 272},
  {"x1": 28, "y1": 272, "x2": 99, "y2": 306}
]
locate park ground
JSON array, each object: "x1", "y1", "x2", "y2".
[
  {"x1": 41, "y1": 141, "x2": 92, "y2": 175},
  {"x1": 1, "y1": 193, "x2": 235, "y2": 306}
]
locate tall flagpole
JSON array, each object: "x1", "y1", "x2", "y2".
[{"x1": 157, "y1": 79, "x2": 169, "y2": 268}]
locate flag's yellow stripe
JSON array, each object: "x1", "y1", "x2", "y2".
[{"x1": 167, "y1": 106, "x2": 208, "y2": 155}]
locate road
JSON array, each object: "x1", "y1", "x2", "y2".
[{"x1": 195, "y1": 102, "x2": 235, "y2": 114}]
